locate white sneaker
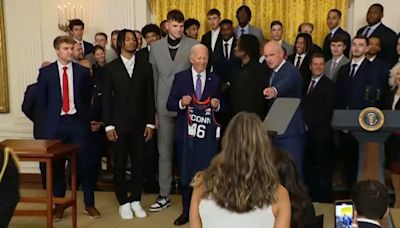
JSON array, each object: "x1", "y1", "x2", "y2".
[
  {"x1": 131, "y1": 201, "x2": 147, "y2": 218},
  {"x1": 119, "y1": 202, "x2": 134, "y2": 219}
]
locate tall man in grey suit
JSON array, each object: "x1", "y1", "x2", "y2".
[
  {"x1": 149, "y1": 9, "x2": 198, "y2": 212},
  {"x1": 270, "y1": 20, "x2": 293, "y2": 56},
  {"x1": 234, "y1": 5, "x2": 264, "y2": 42},
  {"x1": 324, "y1": 35, "x2": 349, "y2": 81}
]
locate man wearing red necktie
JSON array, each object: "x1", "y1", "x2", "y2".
[{"x1": 36, "y1": 35, "x2": 94, "y2": 219}]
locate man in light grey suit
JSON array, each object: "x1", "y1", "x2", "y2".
[
  {"x1": 234, "y1": 5, "x2": 264, "y2": 42},
  {"x1": 148, "y1": 9, "x2": 198, "y2": 213},
  {"x1": 324, "y1": 35, "x2": 349, "y2": 81},
  {"x1": 270, "y1": 20, "x2": 293, "y2": 56}
]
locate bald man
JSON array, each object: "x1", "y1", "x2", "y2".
[
  {"x1": 167, "y1": 44, "x2": 223, "y2": 225},
  {"x1": 263, "y1": 41, "x2": 306, "y2": 178}
]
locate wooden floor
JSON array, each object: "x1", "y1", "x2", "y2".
[{"x1": 9, "y1": 189, "x2": 400, "y2": 228}]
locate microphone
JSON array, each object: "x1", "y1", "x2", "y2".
[{"x1": 364, "y1": 86, "x2": 370, "y2": 102}]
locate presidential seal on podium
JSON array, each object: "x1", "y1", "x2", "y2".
[{"x1": 358, "y1": 107, "x2": 385, "y2": 132}]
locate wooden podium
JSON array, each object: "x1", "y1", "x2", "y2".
[
  {"x1": 0, "y1": 139, "x2": 78, "y2": 228},
  {"x1": 332, "y1": 110, "x2": 399, "y2": 228}
]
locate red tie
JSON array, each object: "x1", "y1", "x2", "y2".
[{"x1": 62, "y1": 66, "x2": 70, "y2": 113}]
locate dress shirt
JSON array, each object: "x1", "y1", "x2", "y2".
[
  {"x1": 74, "y1": 38, "x2": 84, "y2": 54},
  {"x1": 329, "y1": 26, "x2": 340, "y2": 37},
  {"x1": 271, "y1": 60, "x2": 286, "y2": 96},
  {"x1": 121, "y1": 54, "x2": 135, "y2": 77},
  {"x1": 350, "y1": 56, "x2": 366, "y2": 76},
  {"x1": 307, "y1": 74, "x2": 323, "y2": 92},
  {"x1": 356, "y1": 218, "x2": 381, "y2": 227},
  {"x1": 211, "y1": 27, "x2": 220, "y2": 52},
  {"x1": 57, "y1": 60, "x2": 76, "y2": 115},
  {"x1": 236, "y1": 23, "x2": 249, "y2": 38},
  {"x1": 363, "y1": 22, "x2": 382, "y2": 38},
  {"x1": 179, "y1": 67, "x2": 220, "y2": 111},
  {"x1": 222, "y1": 37, "x2": 234, "y2": 59},
  {"x1": 295, "y1": 53, "x2": 306, "y2": 67}
]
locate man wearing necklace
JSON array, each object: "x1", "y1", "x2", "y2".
[{"x1": 149, "y1": 9, "x2": 198, "y2": 216}]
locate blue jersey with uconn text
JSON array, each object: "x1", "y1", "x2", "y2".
[{"x1": 180, "y1": 96, "x2": 220, "y2": 185}]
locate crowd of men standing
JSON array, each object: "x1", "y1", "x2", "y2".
[{"x1": 21, "y1": 2, "x2": 400, "y2": 226}]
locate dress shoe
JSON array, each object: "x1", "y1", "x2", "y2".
[
  {"x1": 84, "y1": 207, "x2": 101, "y2": 219},
  {"x1": 53, "y1": 207, "x2": 65, "y2": 221},
  {"x1": 174, "y1": 214, "x2": 189, "y2": 226}
]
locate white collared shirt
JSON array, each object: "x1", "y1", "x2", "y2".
[
  {"x1": 120, "y1": 54, "x2": 135, "y2": 77},
  {"x1": 333, "y1": 54, "x2": 344, "y2": 64},
  {"x1": 211, "y1": 27, "x2": 220, "y2": 52},
  {"x1": 74, "y1": 38, "x2": 84, "y2": 54},
  {"x1": 57, "y1": 60, "x2": 77, "y2": 115},
  {"x1": 222, "y1": 37, "x2": 234, "y2": 59},
  {"x1": 356, "y1": 218, "x2": 381, "y2": 227},
  {"x1": 236, "y1": 24, "x2": 249, "y2": 38},
  {"x1": 368, "y1": 55, "x2": 377, "y2": 62},
  {"x1": 330, "y1": 26, "x2": 340, "y2": 37},
  {"x1": 363, "y1": 22, "x2": 382, "y2": 37},
  {"x1": 350, "y1": 56, "x2": 366, "y2": 76},
  {"x1": 295, "y1": 53, "x2": 306, "y2": 67},
  {"x1": 270, "y1": 60, "x2": 286, "y2": 96},
  {"x1": 191, "y1": 67, "x2": 206, "y2": 94},
  {"x1": 307, "y1": 74, "x2": 323, "y2": 91}
]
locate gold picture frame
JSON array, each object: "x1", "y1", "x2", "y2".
[{"x1": 0, "y1": 0, "x2": 9, "y2": 113}]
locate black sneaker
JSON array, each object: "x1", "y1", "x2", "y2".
[{"x1": 149, "y1": 196, "x2": 171, "y2": 212}]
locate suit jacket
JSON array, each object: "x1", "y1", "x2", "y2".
[
  {"x1": 149, "y1": 35, "x2": 198, "y2": 116},
  {"x1": 35, "y1": 62, "x2": 92, "y2": 139},
  {"x1": 21, "y1": 83, "x2": 40, "y2": 138},
  {"x1": 288, "y1": 54, "x2": 311, "y2": 92},
  {"x1": 324, "y1": 56, "x2": 350, "y2": 81},
  {"x1": 281, "y1": 40, "x2": 293, "y2": 56},
  {"x1": 268, "y1": 61, "x2": 305, "y2": 137},
  {"x1": 383, "y1": 86, "x2": 400, "y2": 110},
  {"x1": 102, "y1": 52, "x2": 155, "y2": 134},
  {"x1": 229, "y1": 61, "x2": 269, "y2": 120},
  {"x1": 201, "y1": 30, "x2": 222, "y2": 71},
  {"x1": 322, "y1": 27, "x2": 351, "y2": 60},
  {"x1": 167, "y1": 68, "x2": 223, "y2": 140},
  {"x1": 83, "y1": 40, "x2": 94, "y2": 56},
  {"x1": 335, "y1": 58, "x2": 380, "y2": 109},
  {"x1": 357, "y1": 23, "x2": 398, "y2": 66},
  {"x1": 234, "y1": 24, "x2": 264, "y2": 42},
  {"x1": 212, "y1": 37, "x2": 241, "y2": 85},
  {"x1": 302, "y1": 75, "x2": 334, "y2": 138},
  {"x1": 136, "y1": 46, "x2": 150, "y2": 63},
  {"x1": 357, "y1": 219, "x2": 380, "y2": 228}
]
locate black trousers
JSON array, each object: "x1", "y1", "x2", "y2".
[
  {"x1": 303, "y1": 133, "x2": 333, "y2": 202},
  {"x1": 0, "y1": 149, "x2": 19, "y2": 228},
  {"x1": 143, "y1": 135, "x2": 159, "y2": 192},
  {"x1": 112, "y1": 131, "x2": 145, "y2": 205}
]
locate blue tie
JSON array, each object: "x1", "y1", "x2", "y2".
[
  {"x1": 269, "y1": 71, "x2": 276, "y2": 86},
  {"x1": 195, "y1": 75, "x2": 202, "y2": 99}
]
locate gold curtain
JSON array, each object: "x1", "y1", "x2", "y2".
[{"x1": 148, "y1": 0, "x2": 347, "y2": 46}]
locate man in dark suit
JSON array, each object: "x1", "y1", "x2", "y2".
[
  {"x1": 102, "y1": 29, "x2": 155, "y2": 220},
  {"x1": 323, "y1": 9, "x2": 351, "y2": 60},
  {"x1": 335, "y1": 35, "x2": 380, "y2": 186},
  {"x1": 213, "y1": 19, "x2": 241, "y2": 91},
  {"x1": 263, "y1": 41, "x2": 305, "y2": 178},
  {"x1": 137, "y1": 24, "x2": 161, "y2": 63},
  {"x1": 302, "y1": 53, "x2": 335, "y2": 202},
  {"x1": 167, "y1": 44, "x2": 223, "y2": 225},
  {"x1": 366, "y1": 36, "x2": 390, "y2": 104},
  {"x1": 201, "y1": 8, "x2": 222, "y2": 72},
  {"x1": 351, "y1": 180, "x2": 389, "y2": 228},
  {"x1": 137, "y1": 23, "x2": 161, "y2": 193},
  {"x1": 356, "y1": 3, "x2": 397, "y2": 66},
  {"x1": 35, "y1": 35, "x2": 93, "y2": 219},
  {"x1": 234, "y1": 5, "x2": 264, "y2": 42},
  {"x1": 69, "y1": 19, "x2": 93, "y2": 55},
  {"x1": 288, "y1": 33, "x2": 312, "y2": 93}
]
